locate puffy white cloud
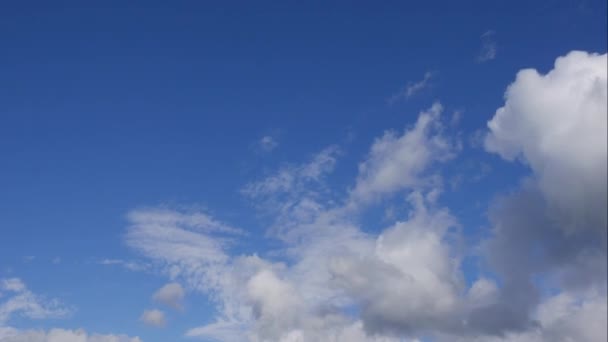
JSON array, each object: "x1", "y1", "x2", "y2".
[
  {"x1": 484, "y1": 50, "x2": 608, "y2": 288},
  {"x1": 330, "y1": 193, "x2": 464, "y2": 336},
  {"x1": 140, "y1": 309, "x2": 166, "y2": 328},
  {"x1": 477, "y1": 50, "x2": 608, "y2": 338},
  {"x1": 0, "y1": 328, "x2": 141, "y2": 342},
  {"x1": 125, "y1": 104, "x2": 469, "y2": 341},
  {"x1": 153, "y1": 283, "x2": 185, "y2": 310},
  {"x1": 485, "y1": 50, "x2": 607, "y2": 235}
]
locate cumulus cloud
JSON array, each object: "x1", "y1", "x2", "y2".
[
  {"x1": 140, "y1": 309, "x2": 166, "y2": 327},
  {"x1": 330, "y1": 193, "x2": 464, "y2": 336},
  {"x1": 122, "y1": 51, "x2": 607, "y2": 341},
  {"x1": 153, "y1": 283, "x2": 185, "y2": 310},
  {"x1": 0, "y1": 328, "x2": 141, "y2": 342},
  {"x1": 125, "y1": 105, "x2": 475, "y2": 341},
  {"x1": 479, "y1": 50, "x2": 607, "y2": 337},
  {"x1": 485, "y1": 50, "x2": 607, "y2": 235},
  {"x1": 443, "y1": 290, "x2": 607, "y2": 342}
]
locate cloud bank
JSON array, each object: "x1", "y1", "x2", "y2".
[{"x1": 121, "y1": 50, "x2": 606, "y2": 341}]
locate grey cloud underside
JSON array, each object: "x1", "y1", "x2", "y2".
[{"x1": 123, "y1": 51, "x2": 606, "y2": 342}]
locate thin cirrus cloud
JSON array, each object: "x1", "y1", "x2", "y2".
[
  {"x1": 476, "y1": 30, "x2": 497, "y2": 62},
  {"x1": 121, "y1": 50, "x2": 607, "y2": 342},
  {"x1": 389, "y1": 71, "x2": 437, "y2": 104},
  {"x1": 258, "y1": 135, "x2": 278, "y2": 152}
]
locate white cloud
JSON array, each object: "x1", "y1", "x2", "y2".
[
  {"x1": 475, "y1": 50, "x2": 608, "y2": 338},
  {"x1": 258, "y1": 136, "x2": 278, "y2": 152},
  {"x1": 123, "y1": 103, "x2": 471, "y2": 341},
  {"x1": 389, "y1": 71, "x2": 436, "y2": 103},
  {"x1": 0, "y1": 328, "x2": 141, "y2": 342},
  {"x1": 0, "y1": 280, "x2": 139, "y2": 342},
  {"x1": 349, "y1": 102, "x2": 456, "y2": 204},
  {"x1": 128, "y1": 208, "x2": 244, "y2": 235},
  {"x1": 329, "y1": 192, "x2": 464, "y2": 336},
  {"x1": 476, "y1": 30, "x2": 497, "y2": 62},
  {"x1": 242, "y1": 145, "x2": 341, "y2": 240},
  {"x1": 1, "y1": 279, "x2": 25, "y2": 293},
  {"x1": 0, "y1": 278, "x2": 69, "y2": 324},
  {"x1": 140, "y1": 309, "x2": 166, "y2": 328},
  {"x1": 485, "y1": 50, "x2": 607, "y2": 235},
  {"x1": 242, "y1": 145, "x2": 340, "y2": 199},
  {"x1": 153, "y1": 283, "x2": 184, "y2": 310},
  {"x1": 185, "y1": 319, "x2": 246, "y2": 342},
  {"x1": 98, "y1": 259, "x2": 149, "y2": 272},
  {"x1": 123, "y1": 54, "x2": 607, "y2": 341}
]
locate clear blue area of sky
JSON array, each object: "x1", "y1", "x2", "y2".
[{"x1": 1, "y1": 1, "x2": 606, "y2": 341}]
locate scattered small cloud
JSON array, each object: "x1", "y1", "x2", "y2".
[
  {"x1": 258, "y1": 135, "x2": 278, "y2": 152},
  {"x1": 0, "y1": 277, "x2": 70, "y2": 324},
  {"x1": 388, "y1": 71, "x2": 437, "y2": 104},
  {"x1": 476, "y1": 30, "x2": 497, "y2": 62},
  {"x1": 140, "y1": 309, "x2": 166, "y2": 327},
  {"x1": 153, "y1": 283, "x2": 185, "y2": 310},
  {"x1": 98, "y1": 259, "x2": 149, "y2": 272},
  {"x1": 451, "y1": 110, "x2": 463, "y2": 126},
  {"x1": 22, "y1": 256, "x2": 35, "y2": 263}
]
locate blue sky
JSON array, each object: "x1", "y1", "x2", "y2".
[{"x1": 0, "y1": 1, "x2": 607, "y2": 342}]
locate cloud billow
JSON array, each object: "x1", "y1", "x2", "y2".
[{"x1": 120, "y1": 51, "x2": 607, "y2": 342}]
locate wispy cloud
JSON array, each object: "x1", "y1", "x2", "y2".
[
  {"x1": 98, "y1": 258, "x2": 150, "y2": 272},
  {"x1": 0, "y1": 278, "x2": 70, "y2": 324},
  {"x1": 476, "y1": 30, "x2": 497, "y2": 62},
  {"x1": 258, "y1": 135, "x2": 278, "y2": 152},
  {"x1": 389, "y1": 71, "x2": 436, "y2": 104}
]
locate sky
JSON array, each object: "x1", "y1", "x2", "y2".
[{"x1": 0, "y1": 1, "x2": 607, "y2": 341}]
